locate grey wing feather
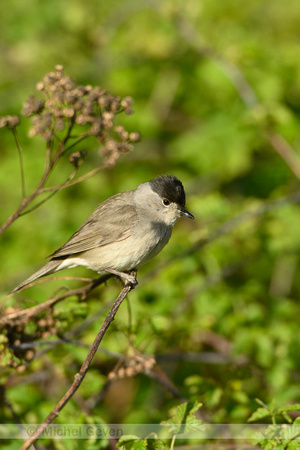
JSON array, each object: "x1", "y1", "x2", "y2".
[
  {"x1": 50, "y1": 191, "x2": 137, "y2": 259},
  {"x1": 10, "y1": 260, "x2": 62, "y2": 293}
]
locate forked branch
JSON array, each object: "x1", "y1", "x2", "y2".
[{"x1": 19, "y1": 272, "x2": 137, "y2": 450}]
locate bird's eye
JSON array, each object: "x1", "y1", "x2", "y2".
[{"x1": 162, "y1": 198, "x2": 171, "y2": 206}]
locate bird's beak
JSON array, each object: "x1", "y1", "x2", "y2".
[{"x1": 179, "y1": 207, "x2": 194, "y2": 220}]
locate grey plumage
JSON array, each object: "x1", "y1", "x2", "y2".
[{"x1": 10, "y1": 175, "x2": 194, "y2": 293}]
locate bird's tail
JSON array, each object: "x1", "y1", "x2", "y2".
[{"x1": 10, "y1": 260, "x2": 62, "y2": 294}]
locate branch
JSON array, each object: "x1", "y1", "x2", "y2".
[
  {"x1": 264, "y1": 129, "x2": 300, "y2": 180},
  {"x1": 20, "y1": 272, "x2": 136, "y2": 450},
  {"x1": 0, "y1": 274, "x2": 112, "y2": 328},
  {"x1": 12, "y1": 128, "x2": 26, "y2": 199},
  {"x1": 40, "y1": 162, "x2": 110, "y2": 193},
  {"x1": 0, "y1": 142, "x2": 63, "y2": 235}
]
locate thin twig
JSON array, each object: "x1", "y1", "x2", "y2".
[
  {"x1": 47, "y1": 163, "x2": 113, "y2": 191},
  {"x1": 19, "y1": 189, "x2": 59, "y2": 216},
  {"x1": 61, "y1": 134, "x2": 90, "y2": 155},
  {"x1": 0, "y1": 274, "x2": 112, "y2": 328},
  {"x1": 12, "y1": 128, "x2": 26, "y2": 199},
  {"x1": 0, "y1": 141, "x2": 63, "y2": 235},
  {"x1": 39, "y1": 163, "x2": 109, "y2": 193},
  {"x1": 265, "y1": 129, "x2": 300, "y2": 180},
  {"x1": 20, "y1": 167, "x2": 79, "y2": 215},
  {"x1": 20, "y1": 273, "x2": 136, "y2": 450}
]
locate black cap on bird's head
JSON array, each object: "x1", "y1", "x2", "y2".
[{"x1": 150, "y1": 175, "x2": 194, "y2": 219}]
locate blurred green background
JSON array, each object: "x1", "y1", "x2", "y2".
[{"x1": 1, "y1": 0, "x2": 300, "y2": 447}]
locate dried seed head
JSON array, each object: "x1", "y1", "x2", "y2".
[
  {"x1": 55, "y1": 118, "x2": 65, "y2": 131},
  {"x1": 110, "y1": 98, "x2": 121, "y2": 111},
  {"x1": 144, "y1": 357, "x2": 156, "y2": 370},
  {"x1": 82, "y1": 104, "x2": 94, "y2": 116},
  {"x1": 75, "y1": 114, "x2": 88, "y2": 125},
  {"x1": 129, "y1": 131, "x2": 141, "y2": 142},
  {"x1": 118, "y1": 368, "x2": 126, "y2": 378},
  {"x1": 53, "y1": 108, "x2": 64, "y2": 118},
  {"x1": 22, "y1": 95, "x2": 44, "y2": 116},
  {"x1": 28, "y1": 128, "x2": 37, "y2": 137},
  {"x1": 102, "y1": 112, "x2": 114, "y2": 121},
  {"x1": 65, "y1": 91, "x2": 77, "y2": 104},
  {"x1": 89, "y1": 119, "x2": 102, "y2": 136},
  {"x1": 115, "y1": 125, "x2": 124, "y2": 133},
  {"x1": 24, "y1": 350, "x2": 35, "y2": 361},
  {"x1": 69, "y1": 151, "x2": 86, "y2": 168},
  {"x1": 17, "y1": 67, "x2": 141, "y2": 155},
  {"x1": 119, "y1": 142, "x2": 132, "y2": 153},
  {"x1": 121, "y1": 96, "x2": 133, "y2": 114},
  {"x1": 102, "y1": 111, "x2": 114, "y2": 129},
  {"x1": 63, "y1": 107, "x2": 75, "y2": 118},
  {"x1": 0, "y1": 115, "x2": 20, "y2": 128},
  {"x1": 36, "y1": 81, "x2": 45, "y2": 91},
  {"x1": 98, "y1": 94, "x2": 110, "y2": 108},
  {"x1": 42, "y1": 130, "x2": 54, "y2": 141},
  {"x1": 41, "y1": 112, "x2": 53, "y2": 128}
]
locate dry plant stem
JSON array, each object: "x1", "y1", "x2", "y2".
[
  {"x1": 20, "y1": 167, "x2": 79, "y2": 216},
  {"x1": 21, "y1": 161, "x2": 113, "y2": 215},
  {"x1": 20, "y1": 274, "x2": 136, "y2": 450},
  {"x1": 0, "y1": 274, "x2": 112, "y2": 327},
  {"x1": 12, "y1": 128, "x2": 26, "y2": 199},
  {"x1": 0, "y1": 143, "x2": 63, "y2": 235},
  {"x1": 41, "y1": 162, "x2": 110, "y2": 193},
  {"x1": 265, "y1": 129, "x2": 300, "y2": 180}
]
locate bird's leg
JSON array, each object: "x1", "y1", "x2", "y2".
[{"x1": 105, "y1": 268, "x2": 138, "y2": 287}]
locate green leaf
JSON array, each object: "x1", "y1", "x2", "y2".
[
  {"x1": 117, "y1": 435, "x2": 140, "y2": 448},
  {"x1": 131, "y1": 441, "x2": 147, "y2": 450},
  {"x1": 248, "y1": 407, "x2": 272, "y2": 422},
  {"x1": 146, "y1": 438, "x2": 169, "y2": 450},
  {"x1": 160, "y1": 401, "x2": 203, "y2": 435},
  {"x1": 278, "y1": 404, "x2": 300, "y2": 412}
]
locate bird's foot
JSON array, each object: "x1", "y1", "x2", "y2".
[{"x1": 105, "y1": 269, "x2": 138, "y2": 287}]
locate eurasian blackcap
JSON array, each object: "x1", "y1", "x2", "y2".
[{"x1": 11, "y1": 175, "x2": 194, "y2": 293}]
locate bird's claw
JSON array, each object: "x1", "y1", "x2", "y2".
[{"x1": 105, "y1": 269, "x2": 138, "y2": 288}]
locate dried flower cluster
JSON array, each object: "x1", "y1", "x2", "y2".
[
  {"x1": 1, "y1": 65, "x2": 140, "y2": 166},
  {"x1": 0, "y1": 115, "x2": 20, "y2": 129},
  {"x1": 108, "y1": 354, "x2": 156, "y2": 379},
  {"x1": 1, "y1": 307, "x2": 59, "y2": 368}
]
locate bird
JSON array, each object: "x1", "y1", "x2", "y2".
[{"x1": 10, "y1": 175, "x2": 194, "y2": 293}]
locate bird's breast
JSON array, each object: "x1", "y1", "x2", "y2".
[{"x1": 69, "y1": 221, "x2": 172, "y2": 273}]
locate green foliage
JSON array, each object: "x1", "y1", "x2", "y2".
[
  {"x1": 249, "y1": 400, "x2": 300, "y2": 449},
  {"x1": 160, "y1": 401, "x2": 203, "y2": 435},
  {"x1": 118, "y1": 402, "x2": 202, "y2": 449},
  {"x1": 1, "y1": 0, "x2": 300, "y2": 448}
]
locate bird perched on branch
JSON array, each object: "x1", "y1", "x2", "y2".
[{"x1": 11, "y1": 175, "x2": 194, "y2": 293}]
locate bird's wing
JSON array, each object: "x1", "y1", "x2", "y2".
[{"x1": 50, "y1": 192, "x2": 137, "y2": 259}]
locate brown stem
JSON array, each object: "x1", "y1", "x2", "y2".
[
  {"x1": 40, "y1": 163, "x2": 109, "y2": 193},
  {"x1": 0, "y1": 143, "x2": 63, "y2": 235},
  {"x1": 265, "y1": 129, "x2": 300, "y2": 181},
  {"x1": 12, "y1": 128, "x2": 26, "y2": 199},
  {"x1": 19, "y1": 273, "x2": 136, "y2": 449},
  {"x1": 0, "y1": 274, "x2": 112, "y2": 327}
]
